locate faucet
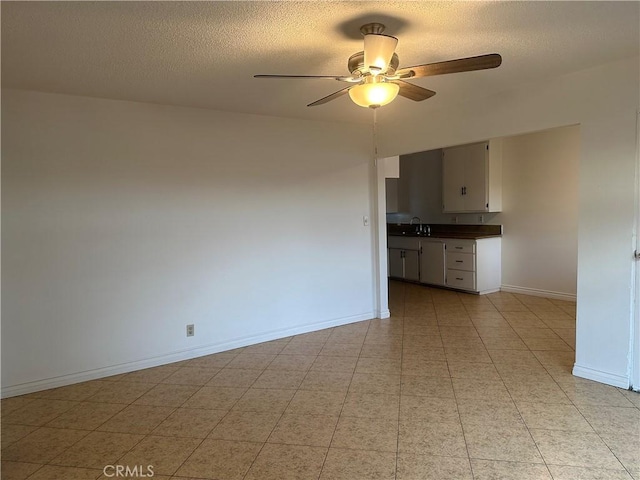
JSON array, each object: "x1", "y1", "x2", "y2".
[{"x1": 410, "y1": 216, "x2": 422, "y2": 235}]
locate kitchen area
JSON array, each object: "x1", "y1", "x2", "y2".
[{"x1": 386, "y1": 126, "x2": 580, "y2": 300}]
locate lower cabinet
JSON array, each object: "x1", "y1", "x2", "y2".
[
  {"x1": 445, "y1": 239, "x2": 476, "y2": 291},
  {"x1": 387, "y1": 237, "x2": 420, "y2": 282},
  {"x1": 444, "y1": 237, "x2": 501, "y2": 294},
  {"x1": 388, "y1": 248, "x2": 404, "y2": 279},
  {"x1": 389, "y1": 235, "x2": 501, "y2": 295},
  {"x1": 420, "y1": 240, "x2": 445, "y2": 286},
  {"x1": 403, "y1": 249, "x2": 420, "y2": 282}
]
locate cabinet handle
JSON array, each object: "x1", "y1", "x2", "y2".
[
  {"x1": 455, "y1": 246, "x2": 463, "y2": 249},
  {"x1": 456, "y1": 277, "x2": 464, "y2": 281},
  {"x1": 455, "y1": 260, "x2": 463, "y2": 263}
]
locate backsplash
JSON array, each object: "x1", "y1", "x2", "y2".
[{"x1": 386, "y1": 212, "x2": 501, "y2": 225}]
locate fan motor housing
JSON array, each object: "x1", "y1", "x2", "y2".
[{"x1": 348, "y1": 51, "x2": 399, "y2": 76}]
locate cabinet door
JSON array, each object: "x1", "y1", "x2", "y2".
[
  {"x1": 442, "y1": 148, "x2": 465, "y2": 213},
  {"x1": 388, "y1": 248, "x2": 404, "y2": 278},
  {"x1": 404, "y1": 250, "x2": 420, "y2": 282},
  {"x1": 463, "y1": 142, "x2": 489, "y2": 211},
  {"x1": 420, "y1": 241, "x2": 445, "y2": 285}
]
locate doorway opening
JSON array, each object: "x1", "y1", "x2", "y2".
[{"x1": 376, "y1": 125, "x2": 581, "y2": 368}]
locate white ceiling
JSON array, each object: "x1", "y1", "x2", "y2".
[{"x1": 2, "y1": 1, "x2": 639, "y2": 125}]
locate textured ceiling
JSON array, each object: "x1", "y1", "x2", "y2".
[{"x1": 2, "y1": 1, "x2": 639, "y2": 125}]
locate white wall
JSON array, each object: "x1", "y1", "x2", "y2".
[
  {"x1": 1, "y1": 89, "x2": 373, "y2": 395},
  {"x1": 500, "y1": 126, "x2": 579, "y2": 298},
  {"x1": 379, "y1": 55, "x2": 640, "y2": 388}
]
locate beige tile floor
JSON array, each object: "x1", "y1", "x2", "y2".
[{"x1": 2, "y1": 281, "x2": 640, "y2": 480}]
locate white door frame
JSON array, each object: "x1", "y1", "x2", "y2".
[
  {"x1": 372, "y1": 156, "x2": 399, "y2": 319},
  {"x1": 372, "y1": 125, "x2": 639, "y2": 390},
  {"x1": 632, "y1": 109, "x2": 640, "y2": 391}
]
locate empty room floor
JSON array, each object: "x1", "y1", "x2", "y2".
[{"x1": 2, "y1": 281, "x2": 639, "y2": 480}]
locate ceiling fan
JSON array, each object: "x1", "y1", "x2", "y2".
[{"x1": 255, "y1": 23, "x2": 502, "y2": 109}]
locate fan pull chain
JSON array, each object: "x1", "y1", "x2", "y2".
[{"x1": 373, "y1": 107, "x2": 378, "y2": 165}]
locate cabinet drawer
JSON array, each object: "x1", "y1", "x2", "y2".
[
  {"x1": 446, "y1": 269, "x2": 476, "y2": 290},
  {"x1": 446, "y1": 240, "x2": 475, "y2": 254},
  {"x1": 446, "y1": 252, "x2": 475, "y2": 272}
]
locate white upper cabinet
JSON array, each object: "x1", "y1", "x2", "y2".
[{"x1": 442, "y1": 139, "x2": 503, "y2": 213}]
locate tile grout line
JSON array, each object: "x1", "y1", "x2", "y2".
[
  {"x1": 315, "y1": 317, "x2": 374, "y2": 480},
  {"x1": 460, "y1": 292, "x2": 494, "y2": 479},
  {"x1": 232, "y1": 335, "x2": 315, "y2": 480},
  {"x1": 7, "y1": 286, "x2": 640, "y2": 480},
  {"x1": 394, "y1": 281, "x2": 408, "y2": 480},
  {"x1": 108, "y1": 360, "x2": 238, "y2": 478},
  {"x1": 31, "y1": 393, "x2": 150, "y2": 472},
  {"x1": 239, "y1": 330, "x2": 335, "y2": 480},
  {"x1": 115, "y1": 349, "x2": 248, "y2": 478},
  {"x1": 163, "y1": 344, "x2": 287, "y2": 479},
  {"x1": 491, "y1": 293, "x2": 633, "y2": 477},
  {"x1": 442, "y1": 291, "x2": 476, "y2": 479},
  {"x1": 486, "y1": 294, "x2": 559, "y2": 480},
  {"x1": 165, "y1": 353, "x2": 261, "y2": 477}
]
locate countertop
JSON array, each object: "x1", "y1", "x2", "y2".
[{"x1": 387, "y1": 223, "x2": 502, "y2": 240}]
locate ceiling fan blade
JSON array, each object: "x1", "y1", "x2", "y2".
[
  {"x1": 254, "y1": 74, "x2": 356, "y2": 83},
  {"x1": 307, "y1": 86, "x2": 352, "y2": 107},
  {"x1": 395, "y1": 80, "x2": 436, "y2": 101},
  {"x1": 396, "y1": 53, "x2": 502, "y2": 79}
]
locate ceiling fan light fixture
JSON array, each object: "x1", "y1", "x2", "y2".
[
  {"x1": 363, "y1": 34, "x2": 398, "y2": 75},
  {"x1": 255, "y1": 20, "x2": 502, "y2": 109},
  {"x1": 348, "y1": 79, "x2": 399, "y2": 108}
]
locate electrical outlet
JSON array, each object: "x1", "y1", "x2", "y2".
[
  {"x1": 186, "y1": 324, "x2": 194, "y2": 337},
  {"x1": 478, "y1": 215, "x2": 484, "y2": 223},
  {"x1": 451, "y1": 216, "x2": 458, "y2": 224},
  {"x1": 363, "y1": 215, "x2": 369, "y2": 226}
]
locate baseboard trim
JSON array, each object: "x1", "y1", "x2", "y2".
[
  {"x1": 1, "y1": 311, "x2": 374, "y2": 398},
  {"x1": 501, "y1": 284, "x2": 576, "y2": 302},
  {"x1": 377, "y1": 309, "x2": 391, "y2": 319},
  {"x1": 572, "y1": 363, "x2": 630, "y2": 389}
]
